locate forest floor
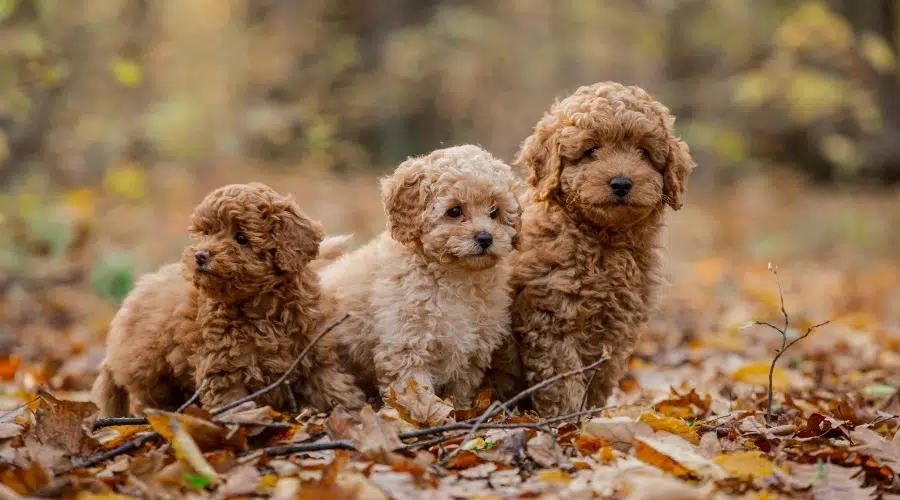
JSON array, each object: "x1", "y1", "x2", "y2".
[{"x1": 1, "y1": 169, "x2": 899, "y2": 499}]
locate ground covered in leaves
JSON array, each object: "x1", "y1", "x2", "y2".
[{"x1": 1, "y1": 172, "x2": 900, "y2": 499}]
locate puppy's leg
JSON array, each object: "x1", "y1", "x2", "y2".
[
  {"x1": 520, "y1": 332, "x2": 585, "y2": 417},
  {"x1": 296, "y1": 364, "x2": 366, "y2": 412},
  {"x1": 198, "y1": 370, "x2": 249, "y2": 409},
  {"x1": 375, "y1": 351, "x2": 435, "y2": 400},
  {"x1": 483, "y1": 334, "x2": 524, "y2": 402},
  {"x1": 445, "y1": 371, "x2": 483, "y2": 409}
]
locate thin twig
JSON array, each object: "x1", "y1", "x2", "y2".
[
  {"x1": 579, "y1": 371, "x2": 598, "y2": 413},
  {"x1": 753, "y1": 264, "x2": 830, "y2": 425},
  {"x1": 284, "y1": 381, "x2": 298, "y2": 414},
  {"x1": 238, "y1": 439, "x2": 355, "y2": 458},
  {"x1": 93, "y1": 417, "x2": 148, "y2": 428},
  {"x1": 210, "y1": 313, "x2": 349, "y2": 416},
  {"x1": 176, "y1": 378, "x2": 209, "y2": 413},
  {"x1": 402, "y1": 433, "x2": 467, "y2": 451}
]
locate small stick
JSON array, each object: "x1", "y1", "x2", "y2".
[
  {"x1": 752, "y1": 264, "x2": 830, "y2": 425},
  {"x1": 176, "y1": 378, "x2": 209, "y2": 413},
  {"x1": 579, "y1": 371, "x2": 598, "y2": 413},
  {"x1": 238, "y1": 439, "x2": 355, "y2": 458},
  {"x1": 93, "y1": 379, "x2": 210, "y2": 429},
  {"x1": 210, "y1": 314, "x2": 349, "y2": 416},
  {"x1": 78, "y1": 377, "x2": 211, "y2": 468},
  {"x1": 284, "y1": 381, "x2": 298, "y2": 414}
]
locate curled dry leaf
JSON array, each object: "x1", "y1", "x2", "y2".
[
  {"x1": 32, "y1": 392, "x2": 99, "y2": 457},
  {"x1": 633, "y1": 434, "x2": 728, "y2": 480},
  {"x1": 849, "y1": 426, "x2": 900, "y2": 473},
  {"x1": 582, "y1": 416, "x2": 653, "y2": 452},
  {"x1": 353, "y1": 405, "x2": 403, "y2": 463},
  {"x1": 384, "y1": 380, "x2": 454, "y2": 428},
  {"x1": 169, "y1": 419, "x2": 220, "y2": 486},
  {"x1": 145, "y1": 409, "x2": 246, "y2": 451}
]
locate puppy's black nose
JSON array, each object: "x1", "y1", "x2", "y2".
[
  {"x1": 195, "y1": 250, "x2": 210, "y2": 266},
  {"x1": 609, "y1": 176, "x2": 632, "y2": 196},
  {"x1": 474, "y1": 232, "x2": 493, "y2": 250}
]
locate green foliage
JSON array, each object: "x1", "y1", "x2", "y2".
[{"x1": 89, "y1": 251, "x2": 136, "y2": 305}]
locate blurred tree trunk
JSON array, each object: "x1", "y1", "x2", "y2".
[{"x1": 831, "y1": 0, "x2": 900, "y2": 181}]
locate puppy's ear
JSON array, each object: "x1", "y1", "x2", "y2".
[
  {"x1": 662, "y1": 136, "x2": 694, "y2": 211},
  {"x1": 380, "y1": 159, "x2": 427, "y2": 245},
  {"x1": 517, "y1": 120, "x2": 562, "y2": 203},
  {"x1": 271, "y1": 198, "x2": 325, "y2": 273}
]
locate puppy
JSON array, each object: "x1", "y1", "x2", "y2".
[
  {"x1": 92, "y1": 183, "x2": 365, "y2": 416},
  {"x1": 490, "y1": 82, "x2": 694, "y2": 416},
  {"x1": 319, "y1": 145, "x2": 521, "y2": 408}
]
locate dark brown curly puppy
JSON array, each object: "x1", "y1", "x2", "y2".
[
  {"x1": 488, "y1": 82, "x2": 694, "y2": 416},
  {"x1": 92, "y1": 183, "x2": 365, "y2": 416}
]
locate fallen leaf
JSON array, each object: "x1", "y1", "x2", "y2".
[
  {"x1": 217, "y1": 464, "x2": 261, "y2": 496},
  {"x1": 574, "y1": 434, "x2": 607, "y2": 455},
  {"x1": 32, "y1": 392, "x2": 99, "y2": 456},
  {"x1": 633, "y1": 434, "x2": 728, "y2": 479},
  {"x1": 731, "y1": 361, "x2": 792, "y2": 390},
  {"x1": 533, "y1": 470, "x2": 572, "y2": 485},
  {"x1": 789, "y1": 462, "x2": 877, "y2": 499},
  {"x1": 0, "y1": 356, "x2": 20, "y2": 381},
  {"x1": 384, "y1": 380, "x2": 453, "y2": 428},
  {"x1": 453, "y1": 388, "x2": 494, "y2": 421},
  {"x1": 0, "y1": 461, "x2": 49, "y2": 495},
  {"x1": 639, "y1": 412, "x2": 699, "y2": 444},
  {"x1": 0, "y1": 423, "x2": 22, "y2": 439},
  {"x1": 526, "y1": 433, "x2": 563, "y2": 468},
  {"x1": 352, "y1": 405, "x2": 402, "y2": 463},
  {"x1": 849, "y1": 426, "x2": 900, "y2": 472},
  {"x1": 582, "y1": 416, "x2": 653, "y2": 451},
  {"x1": 145, "y1": 409, "x2": 246, "y2": 451},
  {"x1": 655, "y1": 389, "x2": 712, "y2": 420},
  {"x1": 714, "y1": 451, "x2": 781, "y2": 480},
  {"x1": 444, "y1": 451, "x2": 484, "y2": 470},
  {"x1": 169, "y1": 419, "x2": 219, "y2": 486}
]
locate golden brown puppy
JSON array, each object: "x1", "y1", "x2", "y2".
[
  {"x1": 488, "y1": 82, "x2": 694, "y2": 416},
  {"x1": 92, "y1": 183, "x2": 365, "y2": 416},
  {"x1": 319, "y1": 145, "x2": 521, "y2": 408}
]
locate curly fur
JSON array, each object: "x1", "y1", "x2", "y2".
[
  {"x1": 487, "y1": 82, "x2": 695, "y2": 416},
  {"x1": 92, "y1": 183, "x2": 365, "y2": 416},
  {"x1": 320, "y1": 145, "x2": 521, "y2": 408}
]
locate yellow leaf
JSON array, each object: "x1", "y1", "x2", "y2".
[
  {"x1": 260, "y1": 473, "x2": 278, "y2": 489},
  {"x1": 639, "y1": 412, "x2": 699, "y2": 445},
  {"x1": 104, "y1": 163, "x2": 146, "y2": 201},
  {"x1": 169, "y1": 419, "x2": 219, "y2": 485},
  {"x1": 64, "y1": 188, "x2": 96, "y2": 219},
  {"x1": 634, "y1": 437, "x2": 692, "y2": 478},
  {"x1": 731, "y1": 361, "x2": 792, "y2": 391},
  {"x1": 634, "y1": 434, "x2": 728, "y2": 479},
  {"x1": 714, "y1": 451, "x2": 782, "y2": 480},
  {"x1": 533, "y1": 470, "x2": 572, "y2": 485},
  {"x1": 110, "y1": 57, "x2": 142, "y2": 88},
  {"x1": 860, "y1": 32, "x2": 896, "y2": 73}
]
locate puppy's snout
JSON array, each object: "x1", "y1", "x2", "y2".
[
  {"x1": 474, "y1": 232, "x2": 493, "y2": 250},
  {"x1": 609, "y1": 177, "x2": 632, "y2": 197},
  {"x1": 194, "y1": 250, "x2": 211, "y2": 266}
]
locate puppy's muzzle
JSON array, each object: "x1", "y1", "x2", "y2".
[
  {"x1": 195, "y1": 250, "x2": 211, "y2": 267},
  {"x1": 609, "y1": 176, "x2": 632, "y2": 197},
  {"x1": 474, "y1": 232, "x2": 493, "y2": 250}
]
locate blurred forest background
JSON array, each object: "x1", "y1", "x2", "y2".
[{"x1": 0, "y1": 0, "x2": 899, "y2": 394}]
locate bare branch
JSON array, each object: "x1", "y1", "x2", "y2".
[
  {"x1": 210, "y1": 313, "x2": 349, "y2": 416},
  {"x1": 176, "y1": 378, "x2": 209, "y2": 413}
]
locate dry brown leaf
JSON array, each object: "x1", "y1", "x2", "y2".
[
  {"x1": 32, "y1": 392, "x2": 98, "y2": 456},
  {"x1": 849, "y1": 426, "x2": 900, "y2": 472},
  {"x1": 0, "y1": 424, "x2": 22, "y2": 440},
  {"x1": 526, "y1": 433, "x2": 563, "y2": 468},
  {"x1": 218, "y1": 464, "x2": 262, "y2": 497},
  {"x1": 452, "y1": 388, "x2": 494, "y2": 421},
  {"x1": 384, "y1": 380, "x2": 453, "y2": 428},
  {"x1": 353, "y1": 405, "x2": 403, "y2": 463},
  {"x1": 789, "y1": 463, "x2": 877, "y2": 499},
  {"x1": 0, "y1": 461, "x2": 49, "y2": 496},
  {"x1": 582, "y1": 416, "x2": 653, "y2": 451},
  {"x1": 654, "y1": 389, "x2": 712, "y2": 420}
]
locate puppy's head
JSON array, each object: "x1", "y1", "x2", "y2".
[
  {"x1": 182, "y1": 183, "x2": 324, "y2": 302},
  {"x1": 380, "y1": 145, "x2": 521, "y2": 271},
  {"x1": 518, "y1": 82, "x2": 694, "y2": 228}
]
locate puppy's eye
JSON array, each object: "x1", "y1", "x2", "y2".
[
  {"x1": 234, "y1": 232, "x2": 249, "y2": 245},
  {"x1": 489, "y1": 207, "x2": 499, "y2": 219},
  {"x1": 581, "y1": 147, "x2": 597, "y2": 160},
  {"x1": 202, "y1": 230, "x2": 209, "y2": 236},
  {"x1": 446, "y1": 206, "x2": 462, "y2": 218},
  {"x1": 637, "y1": 147, "x2": 650, "y2": 159}
]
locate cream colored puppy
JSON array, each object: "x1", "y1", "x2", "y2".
[{"x1": 320, "y1": 145, "x2": 521, "y2": 408}]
